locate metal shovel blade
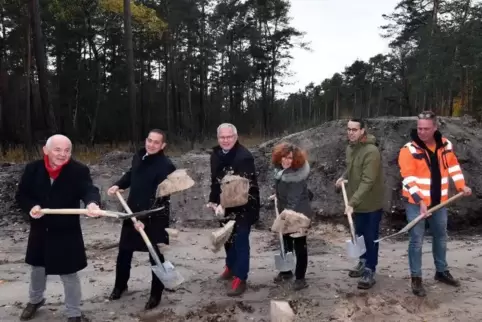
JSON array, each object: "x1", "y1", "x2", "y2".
[
  {"x1": 150, "y1": 260, "x2": 184, "y2": 290},
  {"x1": 346, "y1": 235, "x2": 366, "y2": 259},
  {"x1": 116, "y1": 206, "x2": 166, "y2": 219},
  {"x1": 274, "y1": 251, "x2": 296, "y2": 272}
]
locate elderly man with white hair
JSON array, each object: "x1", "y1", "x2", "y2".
[
  {"x1": 15, "y1": 134, "x2": 101, "y2": 322},
  {"x1": 206, "y1": 123, "x2": 260, "y2": 296}
]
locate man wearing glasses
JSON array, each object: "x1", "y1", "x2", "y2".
[
  {"x1": 335, "y1": 118, "x2": 384, "y2": 290},
  {"x1": 206, "y1": 123, "x2": 260, "y2": 296},
  {"x1": 398, "y1": 111, "x2": 472, "y2": 297}
]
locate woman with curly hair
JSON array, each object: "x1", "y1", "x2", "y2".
[{"x1": 271, "y1": 142, "x2": 312, "y2": 290}]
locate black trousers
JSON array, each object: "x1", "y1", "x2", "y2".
[
  {"x1": 281, "y1": 234, "x2": 308, "y2": 280},
  {"x1": 113, "y1": 245, "x2": 165, "y2": 298}
]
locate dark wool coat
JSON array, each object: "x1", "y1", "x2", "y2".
[
  {"x1": 115, "y1": 148, "x2": 176, "y2": 251},
  {"x1": 209, "y1": 141, "x2": 260, "y2": 226},
  {"x1": 15, "y1": 159, "x2": 101, "y2": 275},
  {"x1": 274, "y1": 161, "x2": 313, "y2": 218}
]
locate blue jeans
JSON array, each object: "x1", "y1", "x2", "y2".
[
  {"x1": 405, "y1": 203, "x2": 448, "y2": 277},
  {"x1": 224, "y1": 223, "x2": 251, "y2": 281},
  {"x1": 354, "y1": 209, "x2": 382, "y2": 272}
]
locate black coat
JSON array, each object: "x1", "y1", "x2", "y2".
[
  {"x1": 209, "y1": 141, "x2": 260, "y2": 226},
  {"x1": 115, "y1": 148, "x2": 176, "y2": 251},
  {"x1": 15, "y1": 159, "x2": 101, "y2": 275},
  {"x1": 274, "y1": 161, "x2": 313, "y2": 218}
]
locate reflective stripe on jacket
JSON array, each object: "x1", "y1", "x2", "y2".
[{"x1": 398, "y1": 135, "x2": 465, "y2": 206}]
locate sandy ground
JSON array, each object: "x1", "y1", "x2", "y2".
[{"x1": 1, "y1": 218, "x2": 482, "y2": 322}]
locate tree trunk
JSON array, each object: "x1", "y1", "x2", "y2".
[
  {"x1": 87, "y1": 37, "x2": 102, "y2": 146},
  {"x1": 260, "y1": 74, "x2": 268, "y2": 135},
  {"x1": 139, "y1": 35, "x2": 146, "y2": 137},
  {"x1": 29, "y1": 0, "x2": 57, "y2": 132},
  {"x1": 25, "y1": 14, "x2": 33, "y2": 154},
  {"x1": 72, "y1": 37, "x2": 82, "y2": 138},
  {"x1": 199, "y1": 0, "x2": 206, "y2": 138},
  {"x1": 187, "y1": 42, "x2": 194, "y2": 149},
  {"x1": 164, "y1": 40, "x2": 171, "y2": 133},
  {"x1": 0, "y1": 2, "x2": 7, "y2": 154},
  {"x1": 123, "y1": 0, "x2": 138, "y2": 148},
  {"x1": 367, "y1": 81, "x2": 373, "y2": 118},
  {"x1": 324, "y1": 99, "x2": 328, "y2": 121}
]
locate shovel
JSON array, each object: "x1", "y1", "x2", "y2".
[
  {"x1": 375, "y1": 192, "x2": 464, "y2": 243},
  {"x1": 273, "y1": 197, "x2": 296, "y2": 272},
  {"x1": 341, "y1": 181, "x2": 366, "y2": 259},
  {"x1": 115, "y1": 191, "x2": 184, "y2": 290}
]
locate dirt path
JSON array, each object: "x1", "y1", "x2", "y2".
[{"x1": 1, "y1": 218, "x2": 482, "y2": 322}]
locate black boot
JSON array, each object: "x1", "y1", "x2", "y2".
[
  {"x1": 67, "y1": 313, "x2": 89, "y2": 322},
  {"x1": 292, "y1": 278, "x2": 308, "y2": 291},
  {"x1": 411, "y1": 277, "x2": 426, "y2": 297},
  {"x1": 274, "y1": 271, "x2": 293, "y2": 283},
  {"x1": 145, "y1": 272, "x2": 164, "y2": 310},
  {"x1": 19, "y1": 299, "x2": 45, "y2": 321},
  {"x1": 111, "y1": 248, "x2": 132, "y2": 300},
  {"x1": 109, "y1": 286, "x2": 127, "y2": 300},
  {"x1": 435, "y1": 270, "x2": 460, "y2": 287},
  {"x1": 144, "y1": 295, "x2": 162, "y2": 310},
  {"x1": 67, "y1": 317, "x2": 81, "y2": 322}
]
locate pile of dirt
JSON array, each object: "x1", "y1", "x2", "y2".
[
  {"x1": 1, "y1": 116, "x2": 481, "y2": 233},
  {"x1": 0, "y1": 162, "x2": 29, "y2": 226}
]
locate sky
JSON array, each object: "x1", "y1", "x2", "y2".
[{"x1": 280, "y1": 0, "x2": 401, "y2": 95}]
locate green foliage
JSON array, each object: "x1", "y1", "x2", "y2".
[
  {"x1": 47, "y1": 0, "x2": 94, "y2": 21},
  {"x1": 99, "y1": 0, "x2": 167, "y2": 35}
]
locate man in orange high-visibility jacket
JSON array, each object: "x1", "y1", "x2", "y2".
[{"x1": 398, "y1": 110, "x2": 472, "y2": 298}]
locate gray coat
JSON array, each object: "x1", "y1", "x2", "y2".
[{"x1": 274, "y1": 161, "x2": 313, "y2": 218}]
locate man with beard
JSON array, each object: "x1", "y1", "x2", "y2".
[
  {"x1": 335, "y1": 118, "x2": 384, "y2": 290},
  {"x1": 16, "y1": 134, "x2": 101, "y2": 322},
  {"x1": 206, "y1": 123, "x2": 260, "y2": 296},
  {"x1": 107, "y1": 129, "x2": 176, "y2": 310},
  {"x1": 398, "y1": 111, "x2": 472, "y2": 297}
]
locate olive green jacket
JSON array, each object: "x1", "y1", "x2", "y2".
[{"x1": 345, "y1": 134, "x2": 384, "y2": 213}]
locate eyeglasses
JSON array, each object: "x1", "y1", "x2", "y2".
[{"x1": 418, "y1": 111, "x2": 436, "y2": 119}]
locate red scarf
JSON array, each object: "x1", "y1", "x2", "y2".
[{"x1": 43, "y1": 155, "x2": 67, "y2": 179}]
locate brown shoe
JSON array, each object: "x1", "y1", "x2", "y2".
[
  {"x1": 227, "y1": 277, "x2": 246, "y2": 297},
  {"x1": 411, "y1": 277, "x2": 426, "y2": 297},
  {"x1": 20, "y1": 299, "x2": 46, "y2": 321},
  {"x1": 435, "y1": 270, "x2": 460, "y2": 287}
]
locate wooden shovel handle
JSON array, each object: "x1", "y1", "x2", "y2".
[
  {"x1": 340, "y1": 180, "x2": 349, "y2": 206},
  {"x1": 115, "y1": 191, "x2": 163, "y2": 267},
  {"x1": 40, "y1": 208, "x2": 90, "y2": 215},
  {"x1": 341, "y1": 181, "x2": 357, "y2": 243},
  {"x1": 401, "y1": 191, "x2": 465, "y2": 233},
  {"x1": 39, "y1": 208, "x2": 119, "y2": 218}
]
